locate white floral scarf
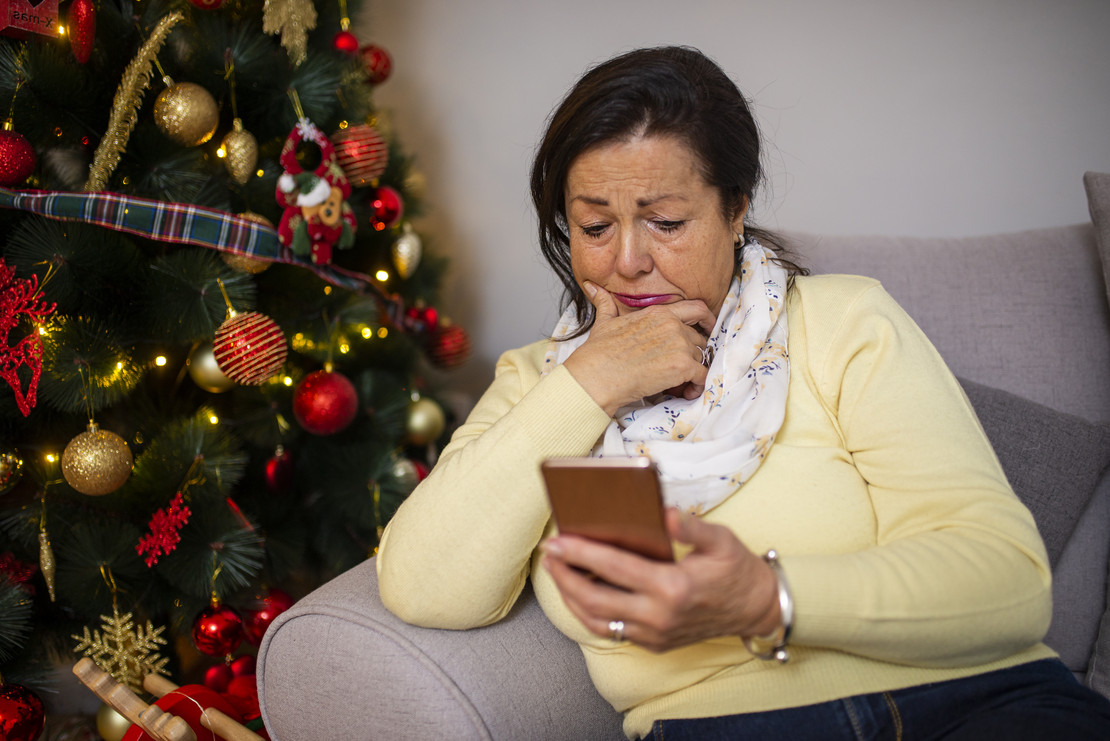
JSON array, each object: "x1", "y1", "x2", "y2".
[{"x1": 542, "y1": 239, "x2": 790, "y2": 514}]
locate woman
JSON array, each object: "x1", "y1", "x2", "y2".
[{"x1": 377, "y1": 46, "x2": 1110, "y2": 739}]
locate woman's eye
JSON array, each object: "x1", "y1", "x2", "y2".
[
  {"x1": 654, "y1": 220, "x2": 684, "y2": 233},
  {"x1": 580, "y1": 224, "x2": 608, "y2": 238}
]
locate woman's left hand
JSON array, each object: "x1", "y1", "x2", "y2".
[{"x1": 540, "y1": 509, "x2": 782, "y2": 652}]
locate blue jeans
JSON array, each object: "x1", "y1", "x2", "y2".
[{"x1": 648, "y1": 659, "x2": 1110, "y2": 740}]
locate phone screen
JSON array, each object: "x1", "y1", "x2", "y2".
[{"x1": 540, "y1": 456, "x2": 674, "y2": 562}]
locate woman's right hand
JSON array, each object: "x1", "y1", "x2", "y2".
[{"x1": 562, "y1": 281, "x2": 717, "y2": 416}]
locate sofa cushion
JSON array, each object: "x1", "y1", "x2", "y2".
[
  {"x1": 957, "y1": 378, "x2": 1110, "y2": 566},
  {"x1": 794, "y1": 225, "x2": 1110, "y2": 423},
  {"x1": 1085, "y1": 171, "x2": 1110, "y2": 311},
  {"x1": 1045, "y1": 471, "x2": 1110, "y2": 681},
  {"x1": 1089, "y1": 475, "x2": 1110, "y2": 697}
]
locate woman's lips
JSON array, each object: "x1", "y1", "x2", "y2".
[{"x1": 613, "y1": 293, "x2": 673, "y2": 308}]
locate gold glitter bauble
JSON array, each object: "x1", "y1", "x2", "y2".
[
  {"x1": 222, "y1": 117, "x2": 258, "y2": 185},
  {"x1": 187, "y1": 341, "x2": 236, "y2": 393},
  {"x1": 61, "y1": 423, "x2": 133, "y2": 496},
  {"x1": 391, "y1": 223, "x2": 422, "y2": 279},
  {"x1": 153, "y1": 78, "x2": 219, "y2": 146},
  {"x1": 96, "y1": 702, "x2": 131, "y2": 741},
  {"x1": 405, "y1": 397, "x2": 446, "y2": 446}
]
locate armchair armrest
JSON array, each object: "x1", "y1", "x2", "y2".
[{"x1": 257, "y1": 558, "x2": 624, "y2": 740}]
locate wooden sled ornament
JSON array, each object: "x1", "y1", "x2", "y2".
[{"x1": 72, "y1": 657, "x2": 264, "y2": 741}]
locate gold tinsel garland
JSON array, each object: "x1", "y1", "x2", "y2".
[
  {"x1": 262, "y1": 0, "x2": 318, "y2": 67},
  {"x1": 84, "y1": 12, "x2": 184, "y2": 192}
]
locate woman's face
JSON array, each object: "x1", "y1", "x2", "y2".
[{"x1": 564, "y1": 135, "x2": 745, "y2": 319}]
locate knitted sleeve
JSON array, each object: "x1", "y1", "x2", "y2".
[
  {"x1": 786, "y1": 279, "x2": 1052, "y2": 666},
  {"x1": 376, "y1": 342, "x2": 611, "y2": 629}
]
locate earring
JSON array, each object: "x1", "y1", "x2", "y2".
[{"x1": 734, "y1": 233, "x2": 745, "y2": 247}]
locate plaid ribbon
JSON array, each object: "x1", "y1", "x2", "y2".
[{"x1": 0, "y1": 187, "x2": 382, "y2": 294}]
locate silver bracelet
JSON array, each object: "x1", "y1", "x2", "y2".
[{"x1": 741, "y1": 549, "x2": 794, "y2": 664}]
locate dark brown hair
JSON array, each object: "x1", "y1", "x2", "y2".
[{"x1": 530, "y1": 45, "x2": 806, "y2": 330}]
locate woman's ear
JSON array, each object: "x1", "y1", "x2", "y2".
[{"x1": 731, "y1": 196, "x2": 750, "y2": 238}]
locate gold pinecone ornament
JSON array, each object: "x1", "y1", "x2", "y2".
[{"x1": 222, "y1": 118, "x2": 259, "y2": 184}]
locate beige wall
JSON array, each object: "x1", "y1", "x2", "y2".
[{"x1": 358, "y1": 0, "x2": 1110, "y2": 400}]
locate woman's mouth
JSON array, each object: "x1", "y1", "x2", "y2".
[{"x1": 613, "y1": 293, "x2": 673, "y2": 308}]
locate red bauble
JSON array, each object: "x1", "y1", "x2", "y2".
[
  {"x1": 264, "y1": 446, "x2": 293, "y2": 493},
  {"x1": 412, "y1": 459, "x2": 429, "y2": 481},
  {"x1": 368, "y1": 186, "x2": 403, "y2": 231},
  {"x1": 359, "y1": 44, "x2": 392, "y2": 84},
  {"x1": 203, "y1": 662, "x2": 234, "y2": 693},
  {"x1": 67, "y1": 0, "x2": 95, "y2": 64},
  {"x1": 333, "y1": 30, "x2": 359, "y2": 55},
  {"x1": 230, "y1": 654, "x2": 256, "y2": 677},
  {"x1": 428, "y1": 323, "x2": 472, "y2": 369},
  {"x1": 192, "y1": 603, "x2": 244, "y2": 657},
  {"x1": 188, "y1": 0, "x2": 226, "y2": 7},
  {"x1": 0, "y1": 125, "x2": 35, "y2": 187},
  {"x1": 242, "y1": 588, "x2": 295, "y2": 646},
  {"x1": 213, "y1": 311, "x2": 288, "y2": 385},
  {"x1": 0, "y1": 683, "x2": 45, "y2": 741},
  {"x1": 224, "y1": 674, "x2": 262, "y2": 724},
  {"x1": 332, "y1": 124, "x2": 388, "y2": 188},
  {"x1": 293, "y1": 370, "x2": 359, "y2": 436}
]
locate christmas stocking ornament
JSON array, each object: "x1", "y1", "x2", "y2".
[{"x1": 275, "y1": 119, "x2": 357, "y2": 265}]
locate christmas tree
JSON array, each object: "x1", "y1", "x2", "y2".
[{"x1": 0, "y1": 0, "x2": 468, "y2": 730}]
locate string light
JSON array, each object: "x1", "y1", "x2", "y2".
[{"x1": 375, "y1": 270, "x2": 389, "y2": 282}]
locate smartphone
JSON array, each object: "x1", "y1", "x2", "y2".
[{"x1": 540, "y1": 456, "x2": 674, "y2": 562}]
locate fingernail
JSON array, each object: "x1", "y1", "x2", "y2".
[
  {"x1": 541, "y1": 538, "x2": 564, "y2": 557},
  {"x1": 582, "y1": 281, "x2": 598, "y2": 298}
]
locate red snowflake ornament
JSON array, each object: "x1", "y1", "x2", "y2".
[
  {"x1": 136, "y1": 491, "x2": 192, "y2": 567},
  {"x1": 0, "y1": 259, "x2": 56, "y2": 417}
]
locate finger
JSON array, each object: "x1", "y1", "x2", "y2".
[
  {"x1": 664, "y1": 299, "x2": 718, "y2": 336},
  {"x1": 541, "y1": 549, "x2": 638, "y2": 637},
  {"x1": 583, "y1": 281, "x2": 619, "y2": 322},
  {"x1": 554, "y1": 535, "x2": 677, "y2": 606},
  {"x1": 665, "y1": 508, "x2": 728, "y2": 551},
  {"x1": 682, "y1": 382, "x2": 706, "y2": 400}
]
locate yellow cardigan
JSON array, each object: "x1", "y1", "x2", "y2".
[{"x1": 378, "y1": 274, "x2": 1055, "y2": 739}]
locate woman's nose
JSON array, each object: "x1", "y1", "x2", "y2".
[{"x1": 613, "y1": 228, "x2": 653, "y2": 277}]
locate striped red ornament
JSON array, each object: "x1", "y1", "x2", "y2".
[
  {"x1": 332, "y1": 124, "x2": 388, "y2": 188},
  {"x1": 213, "y1": 311, "x2": 287, "y2": 385}
]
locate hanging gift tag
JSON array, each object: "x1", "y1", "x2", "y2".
[{"x1": 1, "y1": 0, "x2": 59, "y2": 38}]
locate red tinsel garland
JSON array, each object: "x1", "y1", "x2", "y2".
[
  {"x1": 0, "y1": 259, "x2": 56, "y2": 417},
  {"x1": 136, "y1": 491, "x2": 192, "y2": 567},
  {"x1": 0, "y1": 551, "x2": 38, "y2": 590}
]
